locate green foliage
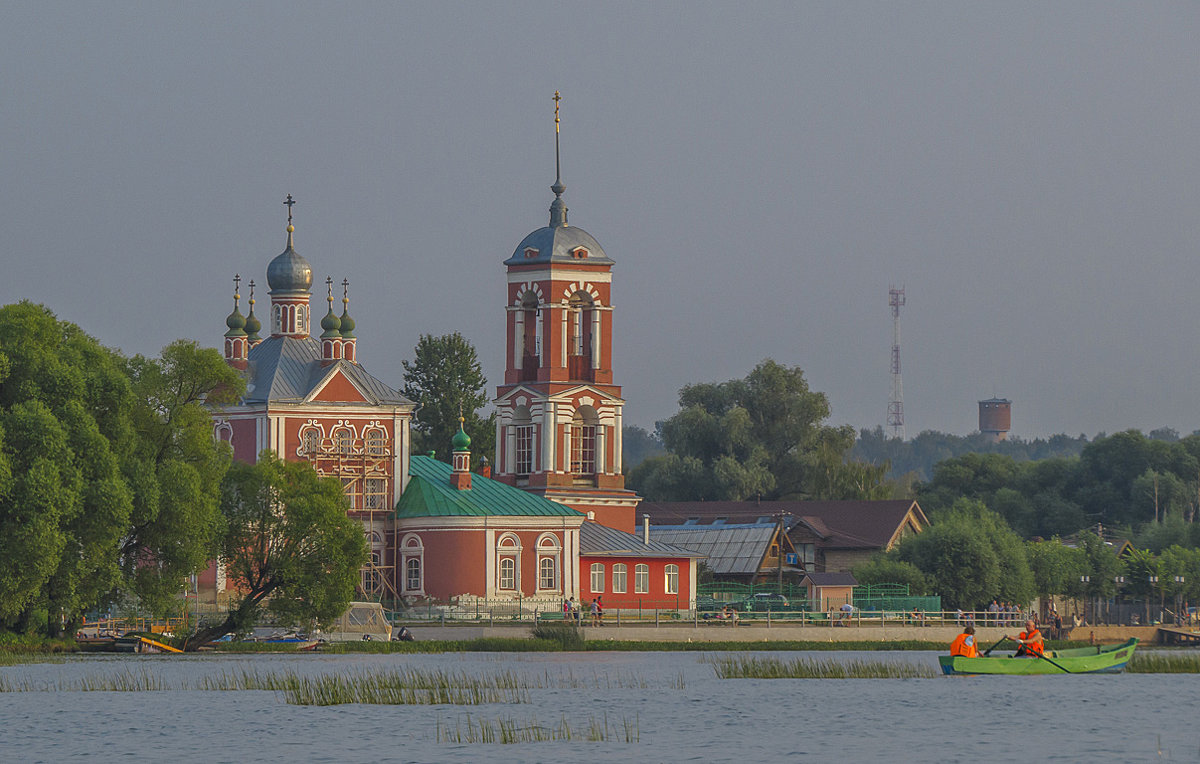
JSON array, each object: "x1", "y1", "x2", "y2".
[
  {"x1": 0, "y1": 303, "x2": 135, "y2": 633},
  {"x1": 186, "y1": 454, "x2": 368, "y2": 649},
  {"x1": 850, "y1": 556, "x2": 930, "y2": 595},
  {"x1": 853, "y1": 426, "x2": 1091, "y2": 482},
  {"x1": 122, "y1": 340, "x2": 243, "y2": 615},
  {"x1": 1026, "y1": 539, "x2": 1086, "y2": 601},
  {"x1": 891, "y1": 500, "x2": 1034, "y2": 609},
  {"x1": 621, "y1": 425, "x2": 664, "y2": 470},
  {"x1": 628, "y1": 360, "x2": 894, "y2": 501},
  {"x1": 402, "y1": 332, "x2": 495, "y2": 465}
]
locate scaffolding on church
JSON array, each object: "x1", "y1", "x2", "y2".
[{"x1": 304, "y1": 431, "x2": 400, "y2": 603}]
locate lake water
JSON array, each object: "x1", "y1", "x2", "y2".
[{"x1": 1, "y1": 650, "x2": 1196, "y2": 763}]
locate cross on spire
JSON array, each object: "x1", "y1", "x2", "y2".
[
  {"x1": 342, "y1": 278, "x2": 350, "y2": 305},
  {"x1": 233, "y1": 273, "x2": 241, "y2": 303},
  {"x1": 284, "y1": 193, "x2": 296, "y2": 223}
]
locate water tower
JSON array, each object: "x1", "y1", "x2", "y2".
[{"x1": 978, "y1": 398, "x2": 1011, "y2": 442}]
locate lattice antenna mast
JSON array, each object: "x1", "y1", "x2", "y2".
[{"x1": 887, "y1": 287, "x2": 906, "y2": 439}]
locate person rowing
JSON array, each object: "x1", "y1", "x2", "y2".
[
  {"x1": 1008, "y1": 618, "x2": 1044, "y2": 657},
  {"x1": 949, "y1": 625, "x2": 978, "y2": 658}
]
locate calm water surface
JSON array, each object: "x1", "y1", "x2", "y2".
[{"x1": 0, "y1": 650, "x2": 1195, "y2": 763}]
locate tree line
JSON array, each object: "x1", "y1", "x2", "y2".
[{"x1": 0, "y1": 303, "x2": 366, "y2": 642}]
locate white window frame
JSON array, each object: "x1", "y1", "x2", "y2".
[
  {"x1": 590, "y1": 563, "x2": 605, "y2": 593},
  {"x1": 665, "y1": 564, "x2": 679, "y2": 595},
  {"x1": 497, "y1": 533, "x2": 521, "y2": 592},
  {"x1": 612, "y1": 564, "x2": 627, "y2": 594},
  {"x1": 634, "y1": 564, "x2": 649, "y2": 594},
  {"x1": 536, "y1": 533, "x2": 562, "y2": 593},
  {"x1": 400, "y1": 533, "x2": 424, "y2": 595}
]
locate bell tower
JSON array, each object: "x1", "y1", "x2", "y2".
[{"x1": 493, "y1": 92, "x2": 639, "y2": 533}]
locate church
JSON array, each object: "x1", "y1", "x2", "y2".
[{"x1": 209, "y1": 104, "x2": 700, "y2": 614}]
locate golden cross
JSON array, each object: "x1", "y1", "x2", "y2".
[{"x1": 553, "y1": 91, "x2": 561, "y2": 128}]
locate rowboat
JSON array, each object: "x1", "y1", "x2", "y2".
[{"x1": 940, "y1": 638, "x2": 1138, "y2": 675}]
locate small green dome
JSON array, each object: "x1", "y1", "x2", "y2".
[
  {"x1": 320, "y1": 306, "x2": 341, "y2": 339},
  {"x1": 452, "y1": 419, "x2": 471, "y2": 451},
  {"x1": 339, "y1": 308, "x2": 356, "y2": 339},
  {"x1": 244, "y1": 307, "x2": 261, "y2": 341},
  {"x1": 224, "y1": 306, "x2": 246, "y2": 337}
]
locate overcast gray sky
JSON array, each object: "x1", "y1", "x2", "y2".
[{"x1": 3, "y1": 3, "x2": 1199, "y2": 440}]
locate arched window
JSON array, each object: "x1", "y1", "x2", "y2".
[
  {"x1": 665, "y1": 564, "x2": 679, "y2": 595},
  {"x1": 334, "y1": 427, "x2": 353, "y2": 455},
  {"x1": 406, "y1": 558, "x2": 421, "y2": 592},
  {"x1": 590, "y1": 563, "x2": 605, "y2": 593},
  {"x1": 570, "y1": 406, "x2": 598, "y2": 478},
  {"x1": 300, "y1": 426, "x2": 322, "y2": 457},
  {"x1": 536, "y1": 534, "x2": 561, "y2": 592},
  {"x1": 497, "y1": 533, "x2": 521, "y2": 592},
  {"x1": 612, "y1": 564, "x2": 627, "y2": 594},
  {"x1": 365, "y1": 428, "x2": 387, "y2": 456},
  {"x1": 567, "y1": 291, "x2": 593, "y2": 377},
  {"x1": 634, "y1": 564, "x2": 649, "y2": 594},
  {"x1": 214, "y1": 422, "x2": 233, "y2": 444},
  {"x1": 401, "y1": 534, "x2": 424, "y2": 594},
  {"x1": 519, "y1": 291, "x2": 541, "y2": 380},
  {"x1": 512, "y1": 405, "x2": 533, "y2": 477}
]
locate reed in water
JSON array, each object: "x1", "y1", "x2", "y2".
[{"x1": 711, "y1": 655, "x2": 936, "y2": 679}]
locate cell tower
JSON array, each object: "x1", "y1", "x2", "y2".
[{"x1": 887, "y1": 286, "x2": 906, "y2": 439}]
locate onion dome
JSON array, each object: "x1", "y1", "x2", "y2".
[
  {"x1": 244, "y1": 280, "x2": 262, "y2": 341},
  {"x1": 319, "y1": 277, "x2": 341, "y2": 339},
  {"x1": 224, "y1": 276, "x2": 247, "y2": 337},
  {"x1": 452, "y1": 417, "x2": 471, "y2": 452},
  {"x1": 267, "y1": 197, "x2": 313, "y2": 294},
  {"x1": 339, "y1": 279, "x2": 356, "y2": 338}
]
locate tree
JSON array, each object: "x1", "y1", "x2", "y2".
[
  {"x1": 184, "y1": 454, "x2": 367, "y2": 650},
  {"x1": 402, "y1": 332, "x2": 495, "y2": 464},
  {"x1": 1026, "y1": 538, "x2": 1086, "y2": 605},
  {"x1": 628, "y1": 359, "x2": 891, "y2": 501},
  {"x1": 892, "y1": 499, "x2": 1034, "y2": 609},
  {"x1": 122, "y1": 340, "x2": 244, "y2": 615},
  {"x1": 621, "y1": 425, "x2": 664, "y2": 470},
  {"x1": 0, "y1": 303, "x2": 136, "y2": 634}
]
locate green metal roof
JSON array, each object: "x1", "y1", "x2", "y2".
[{"x1": 395, "y1": 456, "x2": 584, "y2": 519}]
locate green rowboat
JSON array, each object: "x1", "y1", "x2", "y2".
[{"x1": 940, "y1": 638, "x2": 1138, "y2": 675}]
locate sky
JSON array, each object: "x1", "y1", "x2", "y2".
[{"x1": 3, "y1": 3, "x2": 1200, "y2": 440}]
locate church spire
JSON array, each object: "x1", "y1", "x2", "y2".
[{"x1": 549, "y1": 90, "x2": 568, "y2": 228}]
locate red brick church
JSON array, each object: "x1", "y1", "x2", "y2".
[{"x1": 209, "y1": 105, "x2": 699, "y2": 613}]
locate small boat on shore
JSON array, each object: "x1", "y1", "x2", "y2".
[{"x1": 940, "y1": 638, "x2": 1138, "y2": 675}]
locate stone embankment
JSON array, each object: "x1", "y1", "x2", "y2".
[{"x1": 396, "y1": 622, "x2": 1163, "y2": 644}]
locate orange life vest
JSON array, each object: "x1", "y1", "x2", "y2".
[
  {"x1": 1017, "y1": 628, "x2": 1044, "y2": 656},
  {"x1": 950, "y1": 633, "x2": 977, "y2": 658}
]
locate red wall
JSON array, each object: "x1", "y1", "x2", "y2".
[{"x1": 578, "y1": 556, "x2": 692, "y2": 610}]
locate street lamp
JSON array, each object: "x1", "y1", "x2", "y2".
[
  {"x1": 1111, "y1": 576, "x2": 1124, "y2": 625},
  {"x1": 1174, "y1": 576, "x2": 1186, "y2": 625},
  {"x1": 1080, "y1": 576, "x2": 1091, "y2": 624}
]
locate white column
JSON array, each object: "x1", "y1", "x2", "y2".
[
  {"x1": 559, "y1": 306, "x2": 568, "y2": 368},
  {"x1": 543, "y1": 406, "x2": 557, "y2": 474},
  {"x1": 614, "y1": 408, "x2": 624, "y2": 473},
  {"x1": 513, "y1": 310, "x2": 524, "y2": 370},
  {"x1": 485, "y1": 529, "x2": 496, "y2": 599},
  {"x1": 591, "y1": 309, "x2": 601, "y2": 369},
  {"x1": 595, "y1": 426, "x2": 606, "y2": 474},
  {"x1": 505, "y1": 423, "x2": 516, "y2": 474}
]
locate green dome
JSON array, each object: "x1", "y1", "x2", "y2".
[
  {"x1": 339, "y1": 308, "x2": 356, "y2": 339},
  {"x1": 320, "y1": 306, "x2": 341, "y2": 339},
  {"x1": 244, "y1": 307, "x2": 261, "y2": 340},
  {"x1": 452, "y1": 420, "x2": 471, "y2": 451},
  {"x1": 224, "y1": 306, "x2": 246, "y2": 337}
]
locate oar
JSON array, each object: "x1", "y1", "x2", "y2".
[
  {"x1": 982, "y1": 635, "x2": 1010, "y2": 656},
  {"x1": 1035, "y1": 651, "x2": 1074, "y2": 674}
]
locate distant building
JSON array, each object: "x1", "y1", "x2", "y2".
[
  {"x1": 639, "y1": 500, "x2": 929, "y2": 574},
  {"x1": 979, "y1": 397, "x2": 1012, "y2": 442}
]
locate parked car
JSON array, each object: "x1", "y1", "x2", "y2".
[{"x1": 731, "y1": 593, "x2": 790, "y2": 612}]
